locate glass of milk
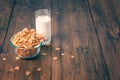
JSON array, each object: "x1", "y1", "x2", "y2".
[{"x1": 35, "y1": 9, "x2": 51, "y2": 45}]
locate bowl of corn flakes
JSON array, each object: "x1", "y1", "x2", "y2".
[{"x1": 10, "y1": 28, "x2": 44, "y2": 59}]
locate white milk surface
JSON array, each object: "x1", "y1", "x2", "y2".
[{"x1": 36, "y1": 15, "x2": 51, "y2": 45}]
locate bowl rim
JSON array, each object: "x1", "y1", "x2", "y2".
[{"x1": 10, "y1": 36, "x2": 43, "y2": 49}]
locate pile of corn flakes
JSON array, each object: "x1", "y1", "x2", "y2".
[
  {"x1": 11, "y1": 28, "x2": 44, "y2": 57},
  {"x1": 11, "y1": 28, "x2": 44, "y2": 48}
]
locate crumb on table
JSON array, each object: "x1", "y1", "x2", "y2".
[
  {"x1": 37, "y1": 67, "x2": 42, "y2": 71},
  {"x1": 53, "y1": 57, "x2": 58, "y2": 61},
  {"x1": 15, "y1": 66, "x2": 19, "y2": 70},
  {"x1": 3, "y1": 58, "x2": 6, "y2": 61},
  {"x1": 70, "y1": 55, "x2": 75, "y2": 59},
  {"x1": 41, "y1": 52, "x2": 47, "y2": 56},
  {"x1": 25, "y1": 71, "x2": 31, "y2": 76},
  {"x1": 55, "y1": 48, "x2": 60, "y2": 51},
  {"x1": 61, "y1": 53, "x2": 65, "y2": 56},
  {"x1": 15, "y1": 56, "x2": 20, "y2": 60}
]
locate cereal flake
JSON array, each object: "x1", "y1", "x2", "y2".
[
  {"x1": 41, "y1": 52, "x2": 47, "y2": 56},
  {"x1": 70, "y1": 55, "x2": 75, "y2": 59},
  {"x1": 25, "y1": 71, "x2": 31, "y2": 76},
  {"x1": 53, "y1": 57, "x2": 58, "y2": 61},
  {"x1": 15, "y1": 56, "x2": 20, "y2": 60},
  {"x1": 15, "y1": 66, "x2": 19, "y2": 70},
  {"x1": 3, "y1": 58, "x2": 6, "y2": 61},
  {"x1": 61, "y1": 53, "x2": 65, "y2": 56},
  {"x1": 37, "y1": 67, "x2": 42, "y2": 71},
  {"x1": 55, "y1": 48, "x2": 60, "y2": 51}
]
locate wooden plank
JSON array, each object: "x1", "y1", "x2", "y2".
[
  {"x1": 66, "y1": 0, "x2": 88, "y2": 12},
  {"x1": 67, "y1": 6, "x2": 111, "y2": 80},
  {"x1": 0, "y1": 0, "x2": 52, "y2": 80},
  {"x1": 52, "y1": 0, "x2": 112, "y2": 80},
  {"x1": 51, "y1": 0, "x2": 67, "y2": 13},
  {"x1": 52, "y1": 0, "x2": 88, "y2": 13},
  {"x1": 51, "y1": 0, "x2": 79, "y2": 80},
  {"x1": 88, "y1": 0, "x2": 120, "y2": 79},
  {"x1": 1, "y1": 0, "x2": 119, "y2": 80},
  {"x1": 15, "y1": 0, "x2": 51, "y2": 11},
  {"x1": 0, "y1": 0, "x2": 14, "y2": 53}
]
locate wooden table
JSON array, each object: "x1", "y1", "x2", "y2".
[{"x1": 0, "y1": 0, "x2": 120, "y2": 80}]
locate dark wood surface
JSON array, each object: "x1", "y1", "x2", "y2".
[{"x1": 0, "y1": 0, "x2": 120, "y2": 80}]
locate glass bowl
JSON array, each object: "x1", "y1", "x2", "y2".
[{"x1": 10, "y1": 37, "x2": 43, "y2": 59}]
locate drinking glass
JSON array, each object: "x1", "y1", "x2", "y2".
[{"x1": 35, "y1": 9, "x2": 51, "y2": 45}]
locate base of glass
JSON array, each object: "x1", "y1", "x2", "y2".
[{"x1": 42, "y1": 40, "x2": 51, "y2": 46}]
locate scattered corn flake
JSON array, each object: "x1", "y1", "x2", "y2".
[
  {"x1": 3, "y1": 58, "x2": 6, "y2": 61},
  {"x1": 61, "y1": 53, "x2": 65, "y2": 56},
  {"x1": 70, "y1": 55, "x2": 75, "y2": 59},
  {"x1": 37, "y1": 67, "x2": 42, "y2": 71},
  {"x1": 41, "y1": 52, "x2": 47, "y2": 56},
  {"x1": 25, "y1": 71, "x2": 31, "y2": 76},
  {"x1": 15, "y1": 56, "x2": 20, "y2": 60},
  {"x1": 15, "y1": 66, "x2": 19, "y2": 70},
  {"x1": 9, "y1": 67, "x2": 14, "y2": 72},
  {"x1": 55, "y1": 47, "x2": 60, "y2": 51},
  {"x1": 53, "y1": 57, "x2": 58, "y2": 61}
]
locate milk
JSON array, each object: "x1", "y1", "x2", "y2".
[{"x1": 36, "y1": 15, "x2": 51, "y2": 45}]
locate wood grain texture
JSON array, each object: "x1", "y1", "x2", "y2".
[
  {"x1": 0, "y1": 0, "x2": 52, "y2": 80},
  {"x1": 88, "y1": 0, "x2": 120, "y2": 79},
  {"x1": 0, "y1": 0, "x2": 120, "y2": 80},
  {"x1": 0, "y1": 0, "x2": 14, "y2": 52},
  {"x1": 51, "y1": 0, "x2": 110, "y2": 80}
]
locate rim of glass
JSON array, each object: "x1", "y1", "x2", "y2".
[{"x1": 35, "y1": 9, "x2": 51, "y2": 14}]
